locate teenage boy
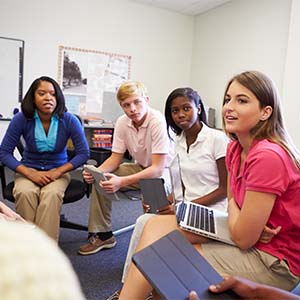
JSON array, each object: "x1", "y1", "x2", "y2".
[{"x1": 78, "y1": 81, "x2": 173, "y2": 255}]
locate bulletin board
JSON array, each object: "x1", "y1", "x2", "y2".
[
  {"x1": 0, "y1": 37, "x2": 24, "y2": 118},
  {"x1": 58, "y1": 45, "x2": 131, "y2": 124}
]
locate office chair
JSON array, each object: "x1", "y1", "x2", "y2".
[{"x1": 0, "y1": 138, "x2": 89, "y2": 232}]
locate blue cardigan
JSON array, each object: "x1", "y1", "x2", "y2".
[{"x1": 0, "y1": 112, "x2": 90, "y2": 171}]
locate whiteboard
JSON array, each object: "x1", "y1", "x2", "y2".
[{"x1": 0, "y1": 37, "x2": 24, "y2": 118}]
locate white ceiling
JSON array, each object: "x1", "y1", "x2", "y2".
[{"x1": 130, "y1": 0, "x2": 232, "y2": 16}]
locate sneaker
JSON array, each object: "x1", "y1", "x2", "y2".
[
  {"x1": 78, "y1": 235, "x2": 116, "y2": 255},
  {"x1": 146, "y1": 292, "x2": 153, "y2": 300},
  {"x1": 106, "y1": 290, "x2": 153, "y2": 300},
  {"x1": 106, "y1": 290, "x2": 120, "y2": 300}
]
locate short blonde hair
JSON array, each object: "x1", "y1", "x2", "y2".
[{"x1": 116, "y1": 81, "x2": 148, "y2": 103}]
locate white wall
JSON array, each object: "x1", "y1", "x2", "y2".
[
  {"x1": 0, "y1": 0, "x2": 193, "y2": 113},
  {"x1": 2, "y1": 0, "x2": 300, "y2": 148},
  {"x1": 191, "y1": 0, "x2": 291, "y2": 129},
  {"x1": 282, "y1": 0, "x2": 300, "y2": 147}
]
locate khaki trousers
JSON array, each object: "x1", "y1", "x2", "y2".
[
  {"x1": 88, "y1": 162, "x2": 143, "y2": 233},
  {"x1": 202, "y1": 242, "x2": 300, "y2": 291},
  {"x1": 13, "y1": 173, "x2": 71, "y2": 241}
]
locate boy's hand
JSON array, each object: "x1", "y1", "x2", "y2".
[
  {"x1": 189, "y1": 275, "x2": 298, "y2": 300},
  {"x1": 101, "y1": 173, "x2": 122, "y2": 193}
]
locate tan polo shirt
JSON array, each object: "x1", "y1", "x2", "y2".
[{"x1": 112, "y1": 108, "x2": 173, "y2": 168}]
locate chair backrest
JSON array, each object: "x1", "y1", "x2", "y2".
[
  {"x1": 0, "y1": 139, "x2": 23, "y2": 201},
  {"x1": 16, "y1": 137, "x2": 25, "y2": 155},
  {"x1": 0, "y1": 164, "x2": 12, "y2": 201},
  {"x1": 67, "y1": 114, "x2": 85, "y2": 159}
]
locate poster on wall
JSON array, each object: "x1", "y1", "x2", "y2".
[{"x1": 58, "y1": 45, "x2": 131, "y2": 124}]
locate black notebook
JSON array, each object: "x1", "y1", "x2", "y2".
[{"x1": 132, "y1": 230, "x2": 240, "y2": 300}]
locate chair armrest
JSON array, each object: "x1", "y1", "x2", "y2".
[{"x1": 0, "y1": 162, "x2": 8, "y2": 196}]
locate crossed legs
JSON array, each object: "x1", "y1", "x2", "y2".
[{"x1": 119, "y1": 214, "x2": 205, "y2": 299}]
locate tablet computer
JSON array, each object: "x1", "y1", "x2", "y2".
[
  {"x1": 139, "y1": 178, "x2": 169, "y2": 213},
  {"x1": 83, "y1": 164, "x2": 123, "y2": 201},
  {"x1": 132, "y1": 230, "x2": 240, "y2": 300}
]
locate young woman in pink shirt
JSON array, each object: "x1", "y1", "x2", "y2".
[{"x1": 119, "y1": 71, "x2": 300, "y2": 299}]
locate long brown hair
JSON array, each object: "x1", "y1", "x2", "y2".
[{"x1": 222, "y1": 70, "x2": 300, "y2": 170}]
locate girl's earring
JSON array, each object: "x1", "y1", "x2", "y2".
[{"x1": 198, "y1": 106, "x2": 201, "y2": 115}]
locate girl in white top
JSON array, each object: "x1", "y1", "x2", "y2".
[
  {"x1": 163, "y1": 87, "x2": 228, "y2": 212},
  {"x1": 175, "y1": 123, "x2": 228, "y2": 211}
]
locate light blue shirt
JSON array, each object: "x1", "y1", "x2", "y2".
[{"x1": 34, "y1": 111, "x2": 58, "y2": 152}]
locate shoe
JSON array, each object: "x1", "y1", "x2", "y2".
[
  {"x1": 78, "y1": 235, "x2": 116, "y2": 255},
  {"x1": 106, "y1": 290, "x2": 153, "y2": 300},
  {"x1": 146, "y1": 292, "x2": 153, "y2": 300},
  {"x1": 106, "y1": 290, "x2": 120, "y2": 300}
]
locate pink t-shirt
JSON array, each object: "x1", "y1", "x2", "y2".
[
  {"x1": 112, "y1": 108, "x2": 172, "y2": 168},
  {"x1": 226, "y1": 139, "x2": 300, "y2": 276}
]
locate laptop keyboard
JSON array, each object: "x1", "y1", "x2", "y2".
[
  {"x1": 176, "y1": 202, "x2": 187, "y2": 223},
  {"x1": 187, "y1": 204, "x2": 216, "y2": 234}
]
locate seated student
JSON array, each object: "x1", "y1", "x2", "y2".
[
  {"x1": 107, "y1": 87, "x2": 228, "y2": 300},
  {"x1": 78, "y1": 80, "x2": 173, "y2": 255},
  {"x1": 0, "y1": 76, "x2": 89, "y2": 242},
  {"x1": 119, "y1": 71, "x2": 300, "y2": 299},
  {"x1": 0, "y1": 200, "x2": 25, "y2": 222},
  {"x1": 0, "y1": 220, "x2": 85, "y2": 300},
  {"x1": 163, "y1": 87, "x2": 228, "y2": 211},
  {"x1": 189, "y1": 276, "x2": 300, "y2": 300}
]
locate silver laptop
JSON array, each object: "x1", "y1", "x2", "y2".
[{"x1": 168, "y1": 155, "x2": 235, "y2": 246}]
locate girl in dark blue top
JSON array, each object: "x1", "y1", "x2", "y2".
[{"x1": 0, "y1": 76, "x2": 89, "y2": 241}]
